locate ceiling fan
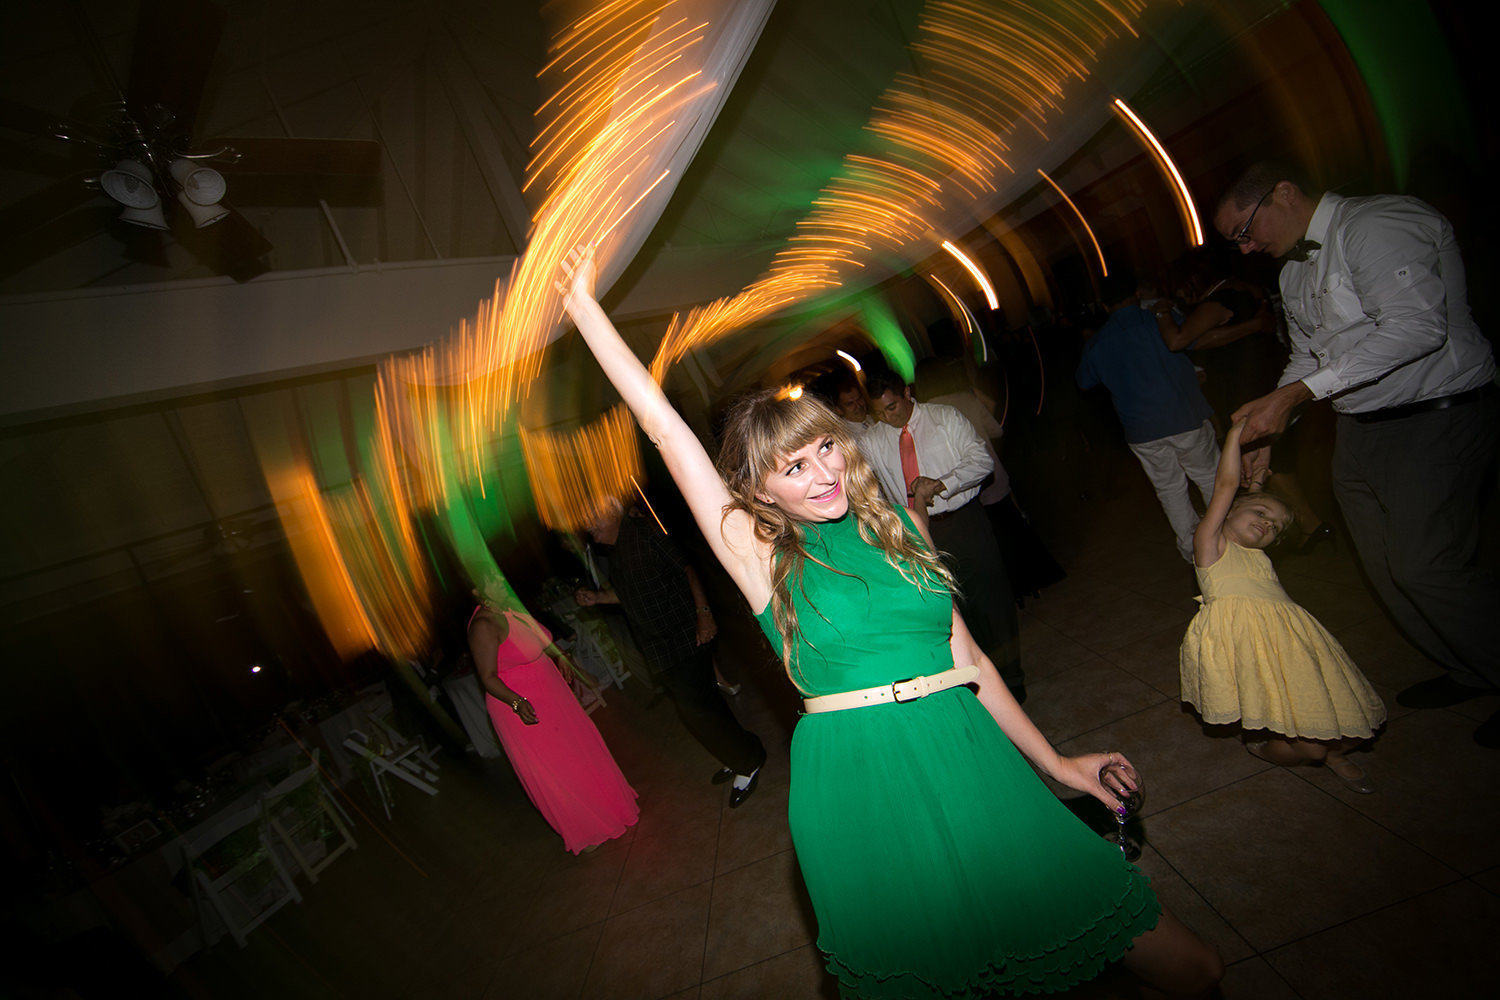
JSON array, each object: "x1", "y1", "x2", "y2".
[{"x1": 0, "y1": 0, "x2": 384, "y2": 283}]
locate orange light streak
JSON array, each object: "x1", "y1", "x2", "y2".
[
  {"x1": 597, "y1": 167, "x2": 672, "y2": 243},
  {"x1": 940, "y1": 240, "x2": 999, "y2": 310},
  {"x1": 929, "y1": 273, "x2": 989, "y2": 364},
  {"x1": 649, "y1": 1, "x2": 1151, "y2": 365},
  {"x1": 274, "y1": 1, "x2": 1163, "y2": 661},
  {"x1": 631, "y1": 475, "x2": 668, "y2": 534},
  {"x1": 1111, "y1": 96, "x2": 1204, "y2": 246},
  {"x1": 1028, "y1": 326, "x2": 1046, "y2": 416},
  {"x1": 519, "y1": 405, "x2": 643, "y2": 531},
  {"x1": 267, "y1": 465, "x2": 377, "y2": 658},
  {"x1": 1036, "y1": 167, "x2": 1108, "y2": 276}
]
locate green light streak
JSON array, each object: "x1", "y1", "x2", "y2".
[
  {"x1": 859, "y1": 296, "x2": 913, "y2": 384},
  {"x1": 1317, "y1": 0, "x2": 1477, "y2": 188}
]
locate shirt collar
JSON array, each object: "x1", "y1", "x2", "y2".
[
  {"x1": 1305, "y1": 191, "x2": 1340, "y2": 248},
  {"x1": 904, "y1": 400, "x2": 926, "y2": 432}
]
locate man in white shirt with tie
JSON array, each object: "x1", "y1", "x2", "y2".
[
  {"x1": 862, "y1": 368, "x2": 1024, "y2": 700},
  {"x1": 1215, "y1": 160, "x2": 1499, "y2": 747}
]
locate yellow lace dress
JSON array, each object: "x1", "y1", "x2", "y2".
[{"x1": 1180, "y1": 541, "x2": 1386, "y2": 739}]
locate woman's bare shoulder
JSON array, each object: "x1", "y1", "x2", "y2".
[{"x1": 468, "y1": 610, "x2": 508, "y2": 639}]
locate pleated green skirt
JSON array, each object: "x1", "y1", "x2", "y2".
[{"x1": 789, "y1": 688, "x2": 1160, "y2": 999}]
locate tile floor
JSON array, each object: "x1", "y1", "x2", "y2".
[{"x1": 169, "y1": 447, "x2": 1500, "y2": 1000}]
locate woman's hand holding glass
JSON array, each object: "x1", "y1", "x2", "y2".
[
  {"x1": 1050, "y1": 751, "x2": 1138, "y2": 810},
  {"x1": 1097, "y1": 754, "x2": 1144, "y2": 861}
]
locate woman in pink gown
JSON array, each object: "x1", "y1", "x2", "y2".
[{"x1": 468, "y1": 601, "x2": 638, "y2": 853}]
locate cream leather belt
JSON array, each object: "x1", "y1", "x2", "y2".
[{"x1": 802, "y1": 664, "x2": 980, "y2": 714}]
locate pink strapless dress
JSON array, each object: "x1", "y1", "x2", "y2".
[{"x1": 481, "y1": 610, "x2": 638, "y2": 852}]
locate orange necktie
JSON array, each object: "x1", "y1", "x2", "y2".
[{"x1": 899, "y1": 425, "x2": 919, "y2": 508}]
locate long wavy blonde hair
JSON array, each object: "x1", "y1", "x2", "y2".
[{"x1": 715, "y1": 388, "x2": 955, "y2": 682}]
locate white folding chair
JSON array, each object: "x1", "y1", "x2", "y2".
[
  {"x1": 557, "y1": 639, "x2": 607, "y2": 714},
  {"x1": 342, "y1": 730, "x2": 439, "y2": 820},
  {"x1": 366, "y1": 711, "x2": 443, "y2": 776},
  {"x1": 259, "y1": 750, "x2": 357, "y2": 884},
  {"x1": 177, "y1": 802, "x2": 302, "y2": 949}
]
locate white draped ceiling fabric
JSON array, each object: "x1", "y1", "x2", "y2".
[
  {"x1": 366, "y1": 0, "x2": 776, "y2": 520},
  {"x1": 410, "y1": 0, "x2": 777, "y2": 396}
]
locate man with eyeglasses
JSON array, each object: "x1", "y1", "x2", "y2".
[{"x1": 1212, "y1": 160, "x2": 1499, "y2": 747}]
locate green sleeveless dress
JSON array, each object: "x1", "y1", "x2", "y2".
[{"x1": 756, "y1": 511, "x2": 1159, "y2": 999}]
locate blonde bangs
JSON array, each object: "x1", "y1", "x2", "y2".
[{"x1": 715, "y1": 389, "x2": 956, "y2": 686}]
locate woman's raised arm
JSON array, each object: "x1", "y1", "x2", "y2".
[{"x1": 559, "y1": 246, "x2": 769, "y2": 607}]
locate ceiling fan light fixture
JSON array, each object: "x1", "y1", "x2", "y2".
[
  {"x1": 100, "y1": 159, "x2": 160, "y2": 210},
  {"x1": 117, "y1": 202, "x2": 169, "y2": 230},
  {"x1": 169, "y1": 158, "x2": 227, "y2": 207},
  {"x1": 177, "y1": 190, "x2": 230, "y2": 227}
]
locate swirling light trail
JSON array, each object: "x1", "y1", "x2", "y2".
[
  {"x1": 941, "y1": 239, "x2": 999, "y2": 310},
  {"x1": 271, "y1": 0, "x2": 1158, "y2": 664},
  {"x1": 1036, "y1": 167, "x2": 1108, "y2": 276},
  {"x1": 1111, "y1": 96, "x2": 1204, "y2": 246}
]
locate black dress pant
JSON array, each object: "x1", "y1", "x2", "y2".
[
  {"x1": 928, "y1": 499, "x2": 1022, "y2": 690},
  {"x1": 1333, "y1": 395, "x2": 1500, "y2": 690},
  {"x1": 653, "y1": 641, "x2": 766, "y2": 775}
]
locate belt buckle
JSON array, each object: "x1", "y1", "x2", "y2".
[{"x1": 891, "y1": 674, "x2": 927, "y2": 703}]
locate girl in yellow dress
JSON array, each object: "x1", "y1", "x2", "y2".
[{"x1": 1180, "y1": 420, "x2": 1385, "y2": 792}]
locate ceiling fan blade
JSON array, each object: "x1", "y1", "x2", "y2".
[
  {"x1": 0, "y1": 205, "x2": 118, "y2": 279},
  {"x1": 125, "y1": 0, "x2": 226, "y2": 131},
  {"x1": 0, "y1": 134, "x2": 93, "y2": 178},
  {"x1": 172, "y1": 206, "x2": 272, "y2": 282},
  {"x1": 207, "y1": 136, "x2": 384, "y2": 176},
  {"x1": 210, "y1": 172, "x2": 381, "y2": 208},
  {"x1": 0, "y1": 174, "x2": 100, "y2": 240},
  {"x1": 0, "y1": 98, "x2": 98, "y2": 143}
]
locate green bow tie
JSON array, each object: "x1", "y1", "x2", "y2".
[{"x1": 1283, "y1": 239, "x2": 1321, "y2": 262}]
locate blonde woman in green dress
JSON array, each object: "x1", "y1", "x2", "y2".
[{"x1": 560, "y1": 246, "x2": 1222, "y2": 999}]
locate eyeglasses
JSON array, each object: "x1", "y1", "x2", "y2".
[{"x1": 1230, "y1": 186, "x2": 1277, "y2": 244}]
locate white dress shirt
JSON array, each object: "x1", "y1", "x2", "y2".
[
  {"x1": 862, "y1": 401, "x2": 994, "y2": 515},
  {"x1": 1279, "y1": 192, "x2": 1495, "y2": 413},
  {"x1": 927, "y1": 390, "x2": 1009, "y2": 503}
]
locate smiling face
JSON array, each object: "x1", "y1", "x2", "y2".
[
  {"x1": 1224, "y1": 494, "x2": 1293, "y2": 549},
  {"x1": 872, "y1": 387, "x2": 914, "y2": 429},
  {"x1": 755, "y1": 434, "x2": 849, "y2": 522}
]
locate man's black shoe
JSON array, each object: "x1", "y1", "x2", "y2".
[{"x1": 728, "y1": 769, "x2": 760, "y2": 808}]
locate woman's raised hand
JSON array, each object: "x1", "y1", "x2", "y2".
[{"x1": 557, "y1": 244, "x2": 598, "y2": 314}]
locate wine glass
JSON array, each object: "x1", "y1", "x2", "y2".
[{"x1": 1098, "y1": 759, "x2": 1144, "y2": 862}]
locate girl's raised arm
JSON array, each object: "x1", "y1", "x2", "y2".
[
  {"x1": 1193, "y1": 420, "x2": 1246, "y2": 566},
  {"x1": 559, "y1": 246, "x2": 770, "y2": 607}
]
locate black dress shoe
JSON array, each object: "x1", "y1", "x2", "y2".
[
  {"x1": 1396, "y1": 675, "x2": 1496, "y2": 710},
  {"x1": 711, "y1": 767, "x2": 735, "y2": 785},
  {"x1": 728, "y1": 769, "x2": 760, "y2": 808}
]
